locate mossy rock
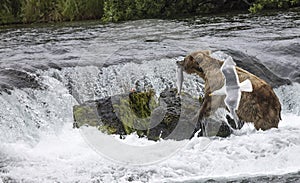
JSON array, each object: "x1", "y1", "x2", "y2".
[
  {"x1": 73, "y1": 88, "x2": 233, "y2": 140},
  {"x1": 112, "y1": 90, "x2": 158, "y2": 136},
  {"x1": 73, "y1": 102, "x2": 100, "y2": 128},
  {"x1": 73, "y1": 97, "x2": 127, "y2": 136}
]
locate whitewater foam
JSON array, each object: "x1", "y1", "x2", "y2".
[{"x1": 2, "y1": 111, "x2": 299, "y2": 182}]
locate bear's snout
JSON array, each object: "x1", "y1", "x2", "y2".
[
  {"x1": 176, "y1": 59, "x2": 204, "y2": 75},
  {"x1": 176, "y1": 60, "x2": 184, "y2": 67}
]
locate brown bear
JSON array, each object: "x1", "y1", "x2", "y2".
[{"x1": 177, "y1": 50, "x2": 281, "y2": 131}]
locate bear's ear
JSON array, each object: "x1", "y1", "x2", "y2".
[
  {"x1": 219, "y1": 60, "x2": 224, "y2": 66},
  {"x1": 187, "y1": 55, "x2": 193, "y2": 60},
  {"x1": 194, "y1": 54, "x2": 204, "y2": 64},
  {"x1": 200, "y1": 50, "x2": 211, "y2": 55},
  {"x1": 184, "y1": 55, "x2": 194, "y2": 63}
]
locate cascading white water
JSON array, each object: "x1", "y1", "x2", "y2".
[
  {"x1": 0, "y1": 57, "x2": 204, "y2": 144},
  {"x1": 0, "y1": 76, "x2": 77, "y2": 144},
  {"x1": 41, "y1": 58, "x2": 205, "y2": 103},
  {"x1": 275, "y1": 84, "x2": 300, "y2": 115},
  {"x1": 0, "y1": 56, "x2": 300, "y2": 182}
]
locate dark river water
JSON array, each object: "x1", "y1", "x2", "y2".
[{"x1": 0, "y1": 10, "x2": 299, "y2": 182}]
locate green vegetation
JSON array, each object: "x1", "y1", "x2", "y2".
[
  {"x1": 0, "y1": 0, "x2": 103, "y2": 24},
  {"x1": 249, "y1": 0, "x2": 300, "y2": 13},
  {"x1": 1, "y1": 0, "x2": 300, "y2": 25},
  {"x1": 101, "y1": 0, "x2": 209, "y2": 22}
]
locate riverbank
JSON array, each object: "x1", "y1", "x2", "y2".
[{"x1": 1, "y1": 0, "x2": 300, "y2": 25}]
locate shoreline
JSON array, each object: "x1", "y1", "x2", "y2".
[
  {"x1": 1, "y1": 8, "x2": 299, "y2": 29},
  {"x1": 1, "y1": 0, "x2": 299, "y2": 26}
]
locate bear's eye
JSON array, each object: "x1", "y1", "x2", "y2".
[{"x1": 194, "y1": 66, "x2": 203, "y2": 73}]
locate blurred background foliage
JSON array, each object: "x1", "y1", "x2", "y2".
[
  {"x1": 0, "y1": 0, "x2": 104, "y2": 24},
  {"x1": 0, "y1": 0, "x2": 299, "y2": 25}
]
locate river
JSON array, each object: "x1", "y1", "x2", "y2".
[{"x1": 0, "y1": 10, "x2": 300, "y2": 182}]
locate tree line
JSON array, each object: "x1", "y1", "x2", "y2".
[{"x1": 1, "y1": 0, "x2": 299, "y2": 25}]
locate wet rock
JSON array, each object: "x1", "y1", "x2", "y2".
[
  {"x1": 73, "y1": 88, "x2": 234, "y2": 140},
  {"x1": 147, "y1": 88, "x2": 182, "y2": 140},
  {"x1": 224, "y1": 49, "x2": 291, "y2": 88},
  {"x1": 0, "y1": 69, "x2": 41, "y2": 94},
  {"x1": 73, "y1": 97, "x2": 127, "y2": 136},
  {"x1": 47, "y1": 62, "x2": 62, "y2": 71}
]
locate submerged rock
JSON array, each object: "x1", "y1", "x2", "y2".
[
  {"x1": 73, "y1": 88, "x2": 234, "y2": 140},
  {"x1": 0, "y1": 69, "x2": 42, "y2": 95}
]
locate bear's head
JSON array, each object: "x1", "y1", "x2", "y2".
[{"x1": 177, "y1": 50, "x2": 221, "y2": 79}]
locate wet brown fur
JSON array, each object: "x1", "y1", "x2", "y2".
[{"x1": 178, "y1": 50, "x2": 281, "y2": 130}]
